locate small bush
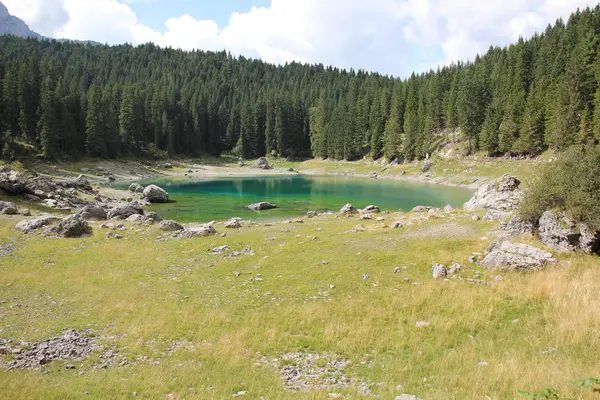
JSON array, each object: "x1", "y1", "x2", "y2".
[{"x1": 520, "y1": 146, "x2": 600, "y2": 231}]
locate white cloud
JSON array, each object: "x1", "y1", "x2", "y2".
[{"x1": 3, "y1": 0, "x2": 599, "y2": 76}]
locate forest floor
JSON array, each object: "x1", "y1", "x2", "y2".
[{"x1": 1, "y1": 156, "x2": 599, "y2": 399}]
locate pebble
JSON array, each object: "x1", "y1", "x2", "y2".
[{"x1": 415, "y1": 321, "x2": 430, "y2": 328}]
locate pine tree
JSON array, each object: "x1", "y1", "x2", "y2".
[
  {"x1": 38, "y1": 76, "x2": 60, "y2": 157},
  {"x1": 85, "y1": 85, "x2": 107, "y2": 158}
]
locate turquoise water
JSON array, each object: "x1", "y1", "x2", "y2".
[{"x1": 120, "y1": 175, "x2": 472, "y2": 223}]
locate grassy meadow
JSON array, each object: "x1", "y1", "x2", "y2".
[{"x1": 1, "y1": 203, "x2": 599, "y2": 399}]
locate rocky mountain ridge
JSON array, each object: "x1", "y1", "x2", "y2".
[{"x1": 0, "y1": 1, "x2": 40, "y2": 39}]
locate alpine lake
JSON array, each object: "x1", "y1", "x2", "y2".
[{"x1": 115, "y1": 175, "x2": 473, "y2": 223}]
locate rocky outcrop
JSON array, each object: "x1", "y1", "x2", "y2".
[
  {"x1": 128, "y1": 183, "x2": 144, "y2": 193},
  {"x1": 538, "y1": 210, "x2": 600, "y2": 254},
  {"x1": 481, "y1": 240, "x2": 556, "y2": 271},
  {"x1": 248, "y1": 202, "x2": 277, "y2": 211},
  {"x1": 0, "y1": 2, "x2": 40, "y2": 39},
  {"x1": 107, "y1": 205, "x2": 143, "y2": 220},
  {"x1": 251, "y1": 157, "x2": 271, "y2": 170},
  {"x1": 340, "y1": 204, "x2": 358, "y2": 214},
  {"x1": 500, "y1": 214, "x2": 536, "y2": 236},
  {"x1": 53, "y1": 214, "x2": 92, "y2": 238},
  {"x1": 178, "y1": 224, "x2": 217, "y2": 238},
  {"x1": 14, "y1": 215, "x2": 61, "y2": 234},
  {"x1": 159, "y1": 220, "x2": 184, "y2": 231},
  {"x1": 464, "y1": 175, "x2": 524, "y2": 220},
  {"x1": 142, "y1": 185, "x2": 169, "y2": 203}
]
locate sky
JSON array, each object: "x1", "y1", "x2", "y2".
[{"x1": 2, "y1": 0, "x2": 599, "y2": 77}]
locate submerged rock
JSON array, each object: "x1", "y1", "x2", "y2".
[
  {"x1": 248, "y1": 202, "x2": 277, "y2": 211},
  {"x1": 481, "y1": 240, "x2": 556, "y2": 271}
]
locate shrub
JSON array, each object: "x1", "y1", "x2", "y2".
[{"x1": 520, "y1": 146, "x2": 600, "y2": 231}]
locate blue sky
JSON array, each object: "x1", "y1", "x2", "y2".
[
  {"x1": 4, "y1": 0, "x2": 598, "y2": 77},
  {"x1": 129, "y1": 0, "x2": 270, "y2": 31}
]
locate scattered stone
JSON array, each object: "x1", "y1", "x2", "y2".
[
  {"x1": 128, "y1": 183, "x2": 144, "y2": 193},
  {"x1": 360, "y1": 213, "x2": 372, "y2": 220},
  {"x1": 159, "y1": 220, "x2": 184, "y2": 232},
  {"x1": 212, "y1": 245, "x2": 232, "y2": 254},
  {"x1": 394, "y1": 267, "x2": 401, "y2": 273},
  {"x1": 248, "y1": 202, "x2": 277, "y2": 211},
  {"x1": 54, "y1": 214, "x2": 92, "y2": 238},
  {"x1": 361, "y1": 205, "x2": 381, "y2": 214},
  {"x1": 78, "y1": 205, "x2": 108, "y2": 221},
  {"x1": 142, "y1": 185, "x2": 169, "y2": 203},
  {"x1": 225, "y1": 218, "x2": 242, "y2": 228},
  {"x1": 477, "y1": 361, "x2": 489, "y2": 367},
  {"x1": 472, "y1": 215, "x2": 481, "y2": 221},
  {"x1": 126, "y1": 214, "x2": 145, "y2": 223},
  {"x1": 251, "y1": 157, "x2": 271, "y2": 170},
  {"x1": 448, "y1": 262, "x2": 462, "y2": 274},
  {"x1": 363, "y1": 273, "x2": 370, "y2": 280},
  {"x1": 415, "y1": 321, "x2": 430, "y2": 328},
  {"x1": 396, "y1": 395, "x2": 421, "y2": 400},
  {"x1": 481, "y1": 240, "x2": 556, "y2": 271},
  {"x1": 18, "y1": 208, "x2": 31, "y2": 216},
  {"x1": 178, "y1": 224, "x2": 217, "y2": 238},
  {"x1": 107, "y1": 205, "x2": 143, "y2": 220},
  {"x1": 431, "y1": 263, "x2": 447, "y2": 280},
  {"x1": 443, "y1": 205, "x2": 454, "y2": 212},
  {"x1": 354, "y1": 224, "x2": 366, "y2": 233},
  {"x1": 306, "y1": 211, "x2": 318, "y2": 218},
  {"x1": 391, "y1": 221, "x2": 403, "y2": 229},
  {"x1": 501, "y1": 214, "x2": 535, "y2": 236},
  {"x1": 538, "y1": 210, "x2": 599, "y2": 254},
  {"x1": 143, "y1": 212, "x2": 163, "y2": 223},
  {"x1": 0, "y1": 200, "x2": 17, "y2": 215},
  {"x1": 14, "y1": 215, "x2": 61, "y2": 234},
  {"x1": 163, "y1": 163, "x2": 173, "y2": 169},
  {"x1": 411, "y1": 206, "x2": 434, "y2": 213},
  {"x1": 106, "y1": 232, "x2": 122, "y2": 239},
  {"x1": 340, "y1": 204, "x2": 358, "y2": 215},
  {"x1": 232, "y1": 391, "x2": 248, "y2": 398}
]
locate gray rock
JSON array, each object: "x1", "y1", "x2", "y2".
[
  {"x1": 159, "y1": 220, "x2": 184, "y2": 232},
  {"x1": 464, "y1": 175, "x2": 524, "y2": 220},
  {"x1": 143, "y1": 212, "x2": 163, "y2": 223},
  {"x1": 142, "y1": 185, "x2": 169, "y2": 203},
  {"x1": 306, "y1": 211, "x2": 318, "y2": 218},
  {"x1": 224, "y1": 218, "x2": 242, "y2": 228},
  {"x1": 340, "y1": 204, "x2": 358, "y2": 214},
  {"x1": 421, "y1": 160, "x2": 433, "y2": 173},
  {"x1": 538, "y1": 210, "x2": 599, "y2": 254},
  {"x1": 251, "y1": 157, "x2": 270, "y2": 170},
  {"x1": 396, "y1": 395, "x2": 422, "y2": 400},
  {"x1": 128, "y1": 183, "x2": 144, "y2": 193},
  {"x1": 18, "y1": 208, "x2": 31, "y2": 216},
  {"x1": 178, "y1": 224, "x2": 217, "y2": 238},
  {"x1": 78, "y1": 205, "x2": 107, "y2": 221},
  {"x1": 361, "y1": 205, "x2": 381, "y2": 214},
  {"x1": 248, "y1": 202, "x2": 277, "y2": 211},
  {"x1": 391, "y1": 221, "x2": 403, "y2": 229},
  {"x1": 0, "y1": 200, "x2": 17, "y2": 215},
  {"x1": 411, "y1": 206, "x2": 434, "y2": 213},
  {"x1": 432, "y1": 263, "x2": 447, "y2": 280},
  {"x1": 107, "y1": 205, "x2": 143, "y2": 220},
  {"x1": 501, "y1": 214, "x2": 536, "y2": 236},
  {"x1": 126, "y1": 214, "x2": 145, "y2": 223},
  {"x1": 448, "y1": 262, "x2": 462, "y2": 274},
  {"x1": 481, "y1": 240, "x2": 556, "y2": 271},
  {"x1": 443, "y1": 205, "x2": 454, "y2": 212},
  {"x1": 14, "y1": 215, "x2": 61, "y2": 233},
  {"x1": 54, "y1": 214, "x2": 92, "y2": 238}
]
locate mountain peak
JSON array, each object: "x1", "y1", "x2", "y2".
[{"x1": 0, "y1": 1, "x2": 40, "y2": 39}]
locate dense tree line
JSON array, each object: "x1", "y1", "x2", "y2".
[{"x1": 1, "y1": 5, "x2": 600, "y2": 161}]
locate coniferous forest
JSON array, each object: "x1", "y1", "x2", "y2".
[{"x1": 1, "y1": 6, "x2": 600, "y2": 161}]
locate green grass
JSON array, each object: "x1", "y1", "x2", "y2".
[{"x1": 1, "y1": 208, "x2": 599, "y2": 399}]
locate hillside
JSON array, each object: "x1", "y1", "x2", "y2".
[{"x1": 0, "y1": 5, "x2": 600, "y2": 162}]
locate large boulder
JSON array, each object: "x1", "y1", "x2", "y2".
[
  {"x1": 500, "y1": 214, "x2": 536, "y2": 236},
  {"x1": 0, "y1": 169, "x2": 28, "y2": 194},
  {"x1": 178, "y1": 224, "x2": 217, "y2": 238},
  {"x1": 159, "y1": 220, "x2": 184, "y2": 232},
  {"x1": 128, "y1": 183, "x2": 144, "y2": 193},
  {"x1": 14, "y1": 215, "x2": 61, "y2": 234},
  {"x1": 107, "y1": 205, "x2": 143, "y2": 220},
  {"x1": 481, "y1": 240, "x2": 556, "y2": 271},
  {"x1": 464, "y1": 175, "x2": 524, "y2": 220},
  {"x1": 251, "y1": 157, "x2": 270, "y2": 170},
  {"x1": 143, "y1": 212, "x2": 163, "y2": 223},
  {"x1": 340, "y1": 204, "x2": 358, "y2": 215},
  {"x1": 54, "y1": 214, "x2": 92, "y2": 238},
  {"x1": 77, "y1": 205, "x2": 107, "y2": 221},
  {"x1": 0, "y1": 200, "x2": 17, "y2": 215},
  {"x1": 538, "y1": 210, "x2": 600, "y2": 254},
  {"x1": 248, "y1": 202, "x2": 277, "y2": 211},
  {"x1": 225, "y1": 218, "x2": 242, "y2": 228},
  {"x1": 142, "y1": 185, "x2": 169, "y2": 203}
]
